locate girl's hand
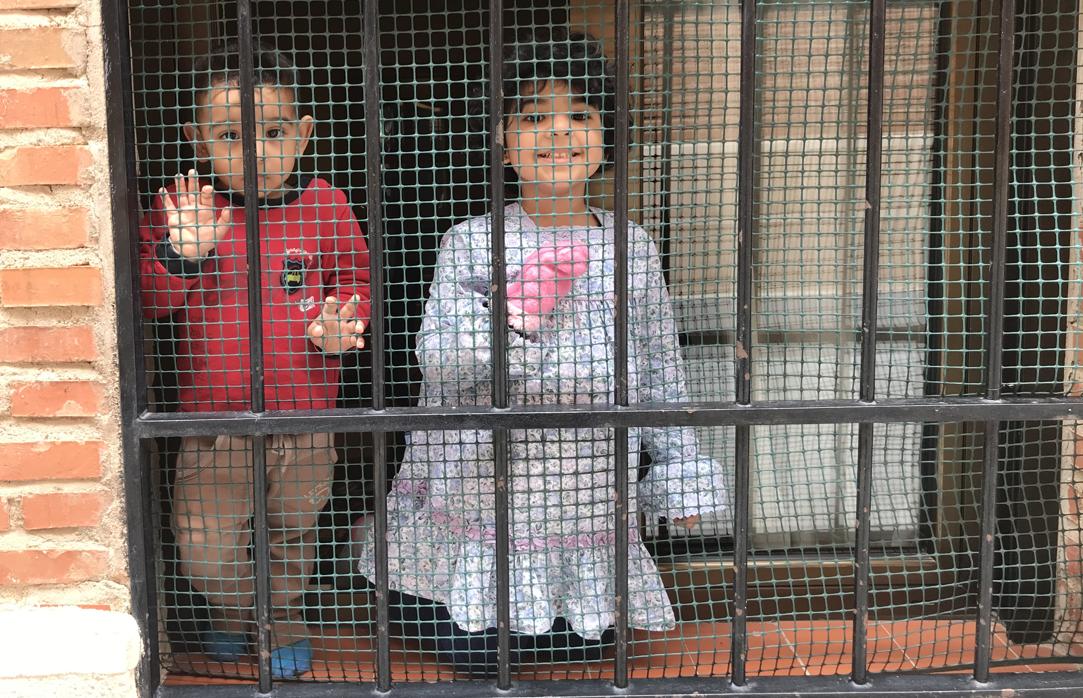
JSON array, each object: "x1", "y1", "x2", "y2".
[
  {"x1": 160, "y1": 169, "x2": 232, "y2": 258},
  {"x1": 307, "y1": 295, "x2": 367, "y2": 353},
  {"x1": 672, "y1": 515, "x2": 700, "y2": 530}
]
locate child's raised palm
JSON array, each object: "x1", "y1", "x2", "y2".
[
  {"x1": 307, "y1": 295, "x2": 367, "y2": 353},
  {"x1": 159, "y1": 169, "x2": 232, "y2": 258}
]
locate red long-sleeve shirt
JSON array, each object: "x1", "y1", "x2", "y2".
[{"x1": 140, "y1": 176, "x2": 371, "y2": 412}]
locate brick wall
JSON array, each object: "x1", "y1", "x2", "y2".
[{"x1": 0, "y1": 0, "x2": 136, "y2": 692}]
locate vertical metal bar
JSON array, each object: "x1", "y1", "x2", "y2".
[
  {"x1": 237, "y1": 0, "x2": 264, "y2": 414},
  {"x1": 657, "y1": 2, "x2": 677, "y2": 285},
  {"x1": 975, "y1": 0, "x2": 1014, "y2": 682},
  {"x1": 735, "y1": 0, "x2": 755, "y2": 408},
  {"x1": 487, "y1": 1, "x2": 511, "y2": 688},
  {"x1": 613, "y1": 0, "x2": 632, "y2": 688},
  {"x1": 731, "y1": 0, "x2": 757, "y2": 686},
  {"x1": 249, "y1": 434, "x2": 272, "y2": 691},
  {"x1": 235, "y1": 6, "x2": 272, "y2": 690},
  {"x1": 852, "y1": 0, "x2": 887, "y2": 684},
  {"x1": 103, "y1": 0, "x2": 157, "y2": 689},
  {"x1": 362, "y1": 0, "x2": 390, "y2": 689}
]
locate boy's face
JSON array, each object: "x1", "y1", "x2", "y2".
[
  {"x1": 184, "y1": 83, "x2": 314, "y2": 199},
  {"x1": 503, "y1": 80, "x2": 606, "y2": 198}
]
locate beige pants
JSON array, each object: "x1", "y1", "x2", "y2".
[{"x1": 172, "y1": 433, "x2": 336, "y2": 646}]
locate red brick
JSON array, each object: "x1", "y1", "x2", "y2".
[
  {"x1": 0, "y1": 146, "x2": 90, "y2": 187},
  {"x1": 1067, "y1": 543, "x2": 1083, "y2": 580},
  {"x1": 0, "y1": 208, "x2": 89, "y2": 250},
  {"x1": 0, "y1": 549, "x2": 108, "y2": 586},
  {"x1": 21, "y1": 491, "x2": 106, "y2": 530},
  {"x1": 10, "y1": 380, "x2": 103, "y2": 418},
  {"x1": 0, "y1": 441, "x2": 101, "y2": 482},
  {"x1": 0, "y1": 499, "x2": 8, "y2": 531},
  {"x1": 0, "y1": 267, "x2": 102, "y2": 307},
  {"x1": 0, "y1": 88, "x2": 80, "y2": 129},
  {"x1": 0, "y1": 28, "x2": 79, "y2": 71},
  {"x1": 0, "y1": 326, "x2": 97, "y2": 363}
]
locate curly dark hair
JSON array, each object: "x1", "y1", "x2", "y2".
[
  {"x1": 186, "y1": 39, "x2": 302, "y2": 119},
  {"x1": 501, "y1": 26, "x2": 619, "y2": 171}
]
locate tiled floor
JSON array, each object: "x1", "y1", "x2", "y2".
[{"x1": 163, "y1": 618, "x2": 1079, "y2": 685}]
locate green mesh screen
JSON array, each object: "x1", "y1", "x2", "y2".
[{"x1": 125, "y1": 0, "x2": 1083, "y2": 687}]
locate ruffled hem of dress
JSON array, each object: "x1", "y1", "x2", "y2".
[{"x1": 352, "y1": 512, "x2": 678, "y2": 640}]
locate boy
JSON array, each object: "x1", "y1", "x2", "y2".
[{"x1": 139, "y1": 41, "x2": 371, "y2": 678}]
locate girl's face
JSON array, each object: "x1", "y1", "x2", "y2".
[{"x1": 503, "y1": 80, "x2": 606, "y2": 198}]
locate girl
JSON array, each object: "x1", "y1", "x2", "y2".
[{"x1": 355, "y1": 26, "x2": 728, "y2": 676}]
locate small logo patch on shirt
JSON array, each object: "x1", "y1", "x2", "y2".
[{"x1": 282, "y1": 250, "x2": 308, "y2": 294}]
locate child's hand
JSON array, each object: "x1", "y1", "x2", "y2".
[
  {"x1": 307, "y1": 295, "x2": 367, "y2": 353},
  {"x1": 507, "y1": 243, "x2": 590, "y2": 333},
  {"x1": 159, "y1": 169, "x2": 232, "y2": 258},
  {"x1": 673, "y1": 515, "x2": 700, "y2": 530}
]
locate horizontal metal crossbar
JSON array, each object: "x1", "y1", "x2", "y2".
[
  {"x1": 134, "y1": 396, "x2": 1083, "y2": 438},
  {"x1": 154, "y1": 670, "x2": 1083, "y2": 697}
]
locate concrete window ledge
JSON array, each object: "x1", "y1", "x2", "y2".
[{"x1": 0, "y1": 607, "x2": 140, "y2": 698}]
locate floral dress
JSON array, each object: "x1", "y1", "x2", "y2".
[{"x1": 355, "y1": 202, "x2": 729, "y2": 640}]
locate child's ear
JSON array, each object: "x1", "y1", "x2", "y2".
[
  {"x1": 182, "y1": 122, "x2": 209, "y2": 161},
  {"x1": 297, "y1": 114, "x2": 315, "y2": 154}
]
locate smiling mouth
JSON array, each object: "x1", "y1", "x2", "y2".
[{"x1": 537, "y1": 150, "x2": 581, "y2": 162}]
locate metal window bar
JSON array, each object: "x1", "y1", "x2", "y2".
[
  {"x1": 731, "y1": 0, "x2": 758, "y2": 686},
  {"x1": 130, "y1": 396, "x2": 1083, "y2": 438},
  {"x1": 613, "y1": 0, "x2": 633, "y2": 688},
  {"x1": 852, "y1": 0, "x2": 887, "y2": 684},
  {"x1": 975, "y1": 0, "x2": 1016, "y2": 683},
  {"x1": 235, "y1": 3, "x2": 274, "y2": 689},
  {"x1": 362, "y1": 0, "x2": 391, "y2": 688},
  {"x1": 486, "y1": 1, "x2": 512, "y2": 689},
  {"x1": 656, "y1": 2, "x2": 677, "y2": 286}
]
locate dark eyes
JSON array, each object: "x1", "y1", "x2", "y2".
[
  {"x1": 521, "y1": 111, "x2": 596, "y2": 123},
  {"x1": 217, "y1": 127, "x2": 286, "y2": 141}
]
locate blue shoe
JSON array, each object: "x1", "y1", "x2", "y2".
[
  {"x1": 271, "y1": 639, "x2": 313, "y2": 679},
  {"x1": 204, "y1": 631, "x2": 247, "y2": 662}
]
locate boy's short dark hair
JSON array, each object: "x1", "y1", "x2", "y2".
[
  {"x1": 186, "y1": 39, "x2": 302, "y2": 119},
  {"x1": 502, "y1": 26, "x2": 620, "y2": 170}
]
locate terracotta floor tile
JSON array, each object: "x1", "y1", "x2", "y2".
[
  {"x1": 515, "y1": 663, "x2": 600, "y2": 681},
  {"x1": 1023, "y1": 662, "x2": 1081, "y2": 672},
  {"x1": 867, "y1": 622, "x2": 915, "y2": 673},
  {"x1": 163, "y1": 618, "x2": 1082, "y2": 686},
  {"x1": 745, "y1": 623, "x2": 804, "y2": 677},
  {"x1": 629, "y1": 621, "x2": 731, "y2": 675},
  {"x1": 884, "y1": 619, "x2": 973, "y2": 670},
  {"x1": 1011, "y1": 644, "x2": 1060, "y2": 661},
  {"x1": 780, "y1": 619, "x2": 851, "y2": 676},
  {"x1": 623, "y1": 661, "x2": 706, "y2": 680}
]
